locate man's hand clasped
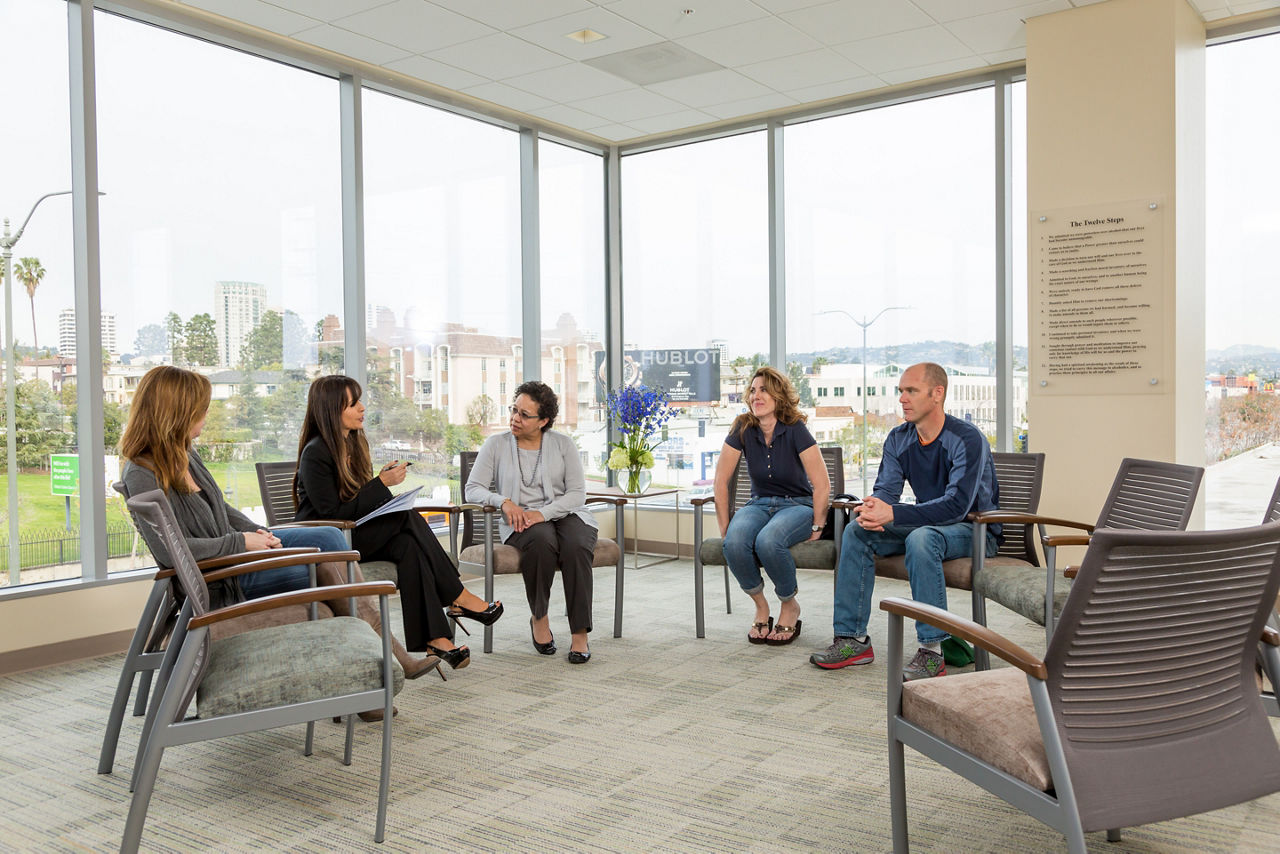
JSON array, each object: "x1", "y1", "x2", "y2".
[{"x1": 855, "y1": 496, "x2": 894, "y2": 532}]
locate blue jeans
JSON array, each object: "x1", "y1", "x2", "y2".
[
  {"x1": 723, "y1": 497, "x2": 815, "y2": 601},
  {"x1": 834, "y1": 522, "x2": 998, "y2": 645},
  {"x1": 238, "y1": 526, "x2": 348, "y2": 599}
]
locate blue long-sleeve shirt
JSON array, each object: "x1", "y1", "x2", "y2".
[{"x1": 874, "y1": 414, "x2": 1001, "y2": 541}]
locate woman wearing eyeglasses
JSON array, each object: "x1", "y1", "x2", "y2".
[
  {"x1": 465, "y1": 381, "x2": 598, "y2": 664},
  {"x1": 294, "y1": 375, "x2": 503, "y2": 671}
]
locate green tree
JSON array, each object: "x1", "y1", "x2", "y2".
[
  {"x1": 466, "y1": 393, "x2": 496, "y2": 427},
  {"x1": 13, "y1": 257, "x2": 46, "y2": 351},
  {"x1": 228, "y1": 373, "x2": 265, "y2": 433},
  {"x1": 262, "y1": 371, "x2": 309, "y2": 453},
  {"x1": 165, "y1": 311, "x2": 186, "y2": 366},
  {"x1": 185, "y1": 313, "x2": 219, "y2": 366},
  {"x1": 787, "y1": 361, "x2": 813, "y2": 407},
  {"x1": 240, "y1": 309, "x2": 283, "y2": 370},
  {"x1": 133, "y1": 323, "x2": 168, "y2": 357},
  {"x1": 0, "y1": 380, "x2": 72, "y2": 471}
]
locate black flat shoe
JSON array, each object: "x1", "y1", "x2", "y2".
[
  {"x1": 530, "y1": 617, "x2": 556, "y2": 655},
  {"x1": 426, "y1": 644, "x2": 471, "y2": 670},
  {"x1": 447, "y1": 600, "x2": 504, "y2": 626},
  {"x1": 567, "y1": 648, "x2": 591, "y2": 664}
]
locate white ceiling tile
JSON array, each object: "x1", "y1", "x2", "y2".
[
  {"x1": 833, "y1": 26, "x2": 974, "y2": 74},
  {"x1": 782, "y1": 0, "x2": 933, "y2": 44},
  {"x1": 427, "y1": 33, "x2": 570, "y2": 78},
  {"x1": 752, "y1": 0, "x2": 833, "y2": 12},
  {"x1": 568, "y1": 88, "x2": 691, "y2": 123},
  {"x1": 626, "y1": 108, "x2": 719, "y2": 134},
  {"x1": 1199, "y1": 8, "x2": 1235, "y2": 18},
  {"x1": 738, "y1": 48, "x2": 868, "y2": 91},
  {"x1": 945, "y1": 0, "x2": 1069, "y2": 54},
  {"x1": 585, "y1": 122, "x2": 644, "y2": 140},
  {"x1": 187, "y1": 0, "x2": 319, "y2": 35},
  {"x1": 879, "y1": 55, "x2": 987, "y2": 85},
  {"x1": 606, "y1": 0, "x2": 770, "y2": 39},
  {"x1": 783, "y1": 74, "x2": 883, "y2": 103},
  {"x1": 270, "y1": 0, "x2": 390, "y2": 20},
  {"x1": 509, "y1": 63, "x2": 634, "y2": 101},
  {"x1": 509, "y1": 7, "x2": 665, "y2": 60},
  {"x1": 429, "y1": 0, "x2": 594, "y2": 30},
  {"x1": 982, "y1": 48, "x2": 1027, "y2": 65},
  {"x1": 1229, "y1": 0, "x2": 1280, "y2": 12},
  {"x1": 529, "y1": 103, "x2": 613, "y2": 128},
  {"x1": 911, "y1": 0, "x2": 1055, "y2": 24},
  {"x1": 333, "y1": 0, "x2": 494, "y2": 54},
  {"x1": 382, "y1": 54, "x2": 489, "y2": 89},
  {"x1": 1188, "y1": 0, "x2": 1230, "y2": 12},
  {"x1": 675, "y1": 16, "x2": 822, "y2": 67},
  {"x1": 1068, "y1": 0, "x2": 1112, "y2": 6},
  {"x1": 461, "y1": 81, "x2": 556, "y2": 112},
  {"x1": 647, "y1": 68, "x2": 774, "y2": 108},
  {"x1": 291, "y1": 23, "x2": 413, "y2": 65},
  {"x1": 701, "y1": 92, "x2": 798, "y2": 119}
]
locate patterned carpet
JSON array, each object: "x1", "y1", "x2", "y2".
[{"x1": 2, "y1": 560, "x2": 1279, "y2": 853}]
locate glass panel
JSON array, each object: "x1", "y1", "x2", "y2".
[
  {"x1": 1205, "y1": 35, "x2": 1280, "y2": 527},
  {"x1": 540, "y1": 141, "x2": 605, "y2": 481},
  {"x1": 363, "y1": 89, "x2": 520, "y2": 503},
  {"x1": 785, "y1": 90, "x2": 996, "y2": 497},
  {"x1": 621, "y1": 132, "x2": 769, "y2": 496},
  {"x1": 0, "y1": 0, "x2": 75, "y2": 586},
  {"x1": 1012, "y1": 81, "x2": 1028, "y2": 451},
  {"x1": 96, "y1": 11, "x2": 342, "y2": 573}
]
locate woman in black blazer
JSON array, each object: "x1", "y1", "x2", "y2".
[{"x1": 293, "y1": 376, "x2": 503, "y2": 669}]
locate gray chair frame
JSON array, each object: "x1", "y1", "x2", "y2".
[
  {"x1": 972, "y1": 457, "x2": 1203, "y2": 644},
  {"x1": 99, "y1": 480, "x2": 318, "y2": 777},
  {"x1": 1259, "y1": 475, "x2": 1280, "y2": 717},
  {"x1": 458, "y1": 450, "x2": 627, "y2": 651},
  {"x1": 121, "y1": 489, "x2": 399, "y2": 852},
  {"x1": 690, "y1": 446, "x2": 844, "y2": 638},
  {"x1": 883, "y1": 523, "x2": 1280, "y2": 853}
]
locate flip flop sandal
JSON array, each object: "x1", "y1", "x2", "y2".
[
  {"x1": 766, "y1": 619, "x2": 802, "y2": 646},
  {"x1": 747, "y1": 616, "x2": 774, "y2": 644}
]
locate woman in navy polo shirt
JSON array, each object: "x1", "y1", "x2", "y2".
[{"x1": 714, "y1": 366, "x2": 830, "y2": 645}]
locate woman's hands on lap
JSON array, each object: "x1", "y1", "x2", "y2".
[
  {"x1": 502, "y1": 500, "x2": 544, "y2": 533},
  {"x1": 243, "y1": 529, "x2": 281, "y2": 551}
]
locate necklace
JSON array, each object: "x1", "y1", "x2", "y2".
[{"x1": 517, "y1": 440, "x2": 543, "y2": 488}]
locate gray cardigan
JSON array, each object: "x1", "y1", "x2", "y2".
[{"x1": 465, "y1": 430, "x2": 598, "y2": 543}]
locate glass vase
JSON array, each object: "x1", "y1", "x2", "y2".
[{"x1": 624, "y1": 466, "x2": 651, "y2": 495}]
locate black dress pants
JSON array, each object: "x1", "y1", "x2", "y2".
[
  {"x1": 506, "y1": 514, "x2": 597, "y2": 634},
  {"x1": 355, "y1": 510, "x2": 462, "y2": 652}
]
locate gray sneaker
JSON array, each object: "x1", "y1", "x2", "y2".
[
  {"x1": 903, "y1": 647, "x2": 946, "y2": 681},
  {"x1": 810, "y1": 636, "x2": 874, "y2": 669}
]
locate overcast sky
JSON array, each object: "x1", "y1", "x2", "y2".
[{"x1": 2, "y1": 0, "x2": 1276, "y2": 362}]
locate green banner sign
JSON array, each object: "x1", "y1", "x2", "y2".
[{"x1": 51, "y1": 454, "x2": 79, "y2": 497}]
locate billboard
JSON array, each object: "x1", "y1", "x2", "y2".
[{"x1": 595, "y1": 348, "x2": 721, "y2": 404}]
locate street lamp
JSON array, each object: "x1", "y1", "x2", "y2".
[
  {"x1": 3, "y1": 191, "x2": 75, "y2": 583},
  {"x1": 816, "y1": 306, "x2": 909, "y2": 496}
]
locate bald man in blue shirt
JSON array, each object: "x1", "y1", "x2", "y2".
[{"x1": 811, "y1": 362, "x2": 1000, "y2": 680}]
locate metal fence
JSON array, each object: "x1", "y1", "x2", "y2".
[{"x1": 0, "y1": 522, "x2": 147, "y2": 573}]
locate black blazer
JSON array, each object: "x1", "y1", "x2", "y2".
[{"x1": 295, "y1": 437, "x2": 402, "y2": 552}]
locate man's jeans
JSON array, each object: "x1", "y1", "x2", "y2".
[
  {"x1": 239, "y1": 525, "x2": 348, "y2": 599},
  {"x1": 723, "y1": 496, "x2": 814, "y2": 601},
  {"x1": 834, "y1": 522, "x2": 998, "y2": 644}
]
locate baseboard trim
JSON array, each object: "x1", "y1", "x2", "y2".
[{"x1": 0, "y1": 629, "x2": 134, "y2": 676}]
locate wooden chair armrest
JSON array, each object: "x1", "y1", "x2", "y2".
[
  {"x1": 196, "y1": 547, "x2": 318, "y2": 571},
  {"x1": 454, "y1": 502, "x2": 484, "y2": 512},
  {"x1": 832, "y1": 499, "x2": 863, "y2": 510},
  {"x1": 972, "y1": 511, "x2": 1093, "y2": 531},
  {"x1": 189, "y1": 581, "x2": 396, "y2": 630},
  {"x1": 689, "y1": 495, "x2": 716, "y2": 508},
  {"x1": 1043, "y1": 534, "x2": 1092, "y2": 548},
  {"x1": 879, "y1": 597, "x2": 1047, "y2": 680},
  {"x1": 1063, "y1": 566, "x2": 1079, "y2": 579},
  {"x1": 269, "y1": 520, "x2": 355, "y2": 531},
  {"x1": 586, "y1": 496, "x2": 627, "y2": 507},
  {"x1": 202, "y1": 550, "x2": 361, "y2": 584},
  {"x1": 414, "y1": 503, "x2": 457, "y2": 513},
  {"x1": 1262, "y1": 625, "x2": 1280, "y2": 647}
]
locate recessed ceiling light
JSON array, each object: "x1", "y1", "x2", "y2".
[{"x1": 565, "y1": 29, "x2": 607, "y2": 44}]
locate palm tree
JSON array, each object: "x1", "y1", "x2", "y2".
[{"x1": 14, "y1": 257, "x2": 46, "y2": 353}]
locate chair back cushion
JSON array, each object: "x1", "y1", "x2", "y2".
[
  {"x1": 1095, "y1": 457, "x2": 1203, "y2": 532},
  {"x1": 1044, "y1": 523, "x2": 1280, "y2": 831}
]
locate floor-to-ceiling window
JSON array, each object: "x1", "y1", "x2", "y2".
[
  {"x1": 362, "y1": 89, "x2": 520, "y2": 500},
  {"x1": 95, "y1": 10, "x2": 342, "y2": 573},
  {"x1": 620, "y1": 132, "x2": 769, "y2": 491},
  {"x1": 1, "y1": 0, "x2": 77, "y2": 586},
  {"x1": 1204, "y1": 33, "x2": 1280, "y2": 527},
  {"x1": 784, "y1": 89, "x2": 998, "y2": 497}
]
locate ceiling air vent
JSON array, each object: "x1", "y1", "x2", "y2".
[{"x1": 584, "y1": 41, "x2": 721, "y2": 86}]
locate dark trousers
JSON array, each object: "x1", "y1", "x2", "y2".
[
  {"x1": 506, "y1": 514, "x2": 597, "y2": 634},
  {"x1": 356, "y1": 510, "x2": 462, "y2": 652}
]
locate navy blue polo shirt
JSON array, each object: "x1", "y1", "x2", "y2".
[{"x1": 724, "y1": 420, "x2": 818, "y2": 498}]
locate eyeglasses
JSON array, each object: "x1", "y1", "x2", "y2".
[{"x1": 509, "y1": 405, "x2": 541, "y2": 421}]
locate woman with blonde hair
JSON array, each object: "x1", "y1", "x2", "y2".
[
  {"x1": 713, "y1": 366, "x2": 830, "y2": 645},
  {"x1": 120, "y1": 365, "x2": 441, "y2": 691},
  {"x1": 294, "y1": 375, "x2": 502, "y2": 671}
]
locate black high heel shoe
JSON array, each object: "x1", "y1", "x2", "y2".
[
  {"x1": 530, "y1": 617, "x2": 556, "y2": 655},
  {"x1": 447, "y1": 600, "x2": 504, "y2": 629},
  {"x1": 426, "y1": 644, "x2": 470, "y2": 670}
]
